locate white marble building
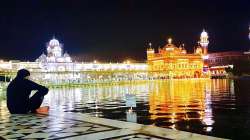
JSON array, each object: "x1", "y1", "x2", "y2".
[
  {"x1": 35, "y1": 38, "x2": 74, "y2": 72},
  {"x1": 36, "y1": 37, "x2": 72, "y2": 63}
]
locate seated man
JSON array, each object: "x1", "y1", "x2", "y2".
[{"x1": 7, "y1": 69, "x2": 49, "y2": 114}]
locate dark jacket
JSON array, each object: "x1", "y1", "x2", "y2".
[{"x1": 7, "y1": 77, "x2": 48, "y2": 114}]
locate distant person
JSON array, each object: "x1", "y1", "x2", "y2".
[{"x1": 7, "y1": 69, "x2": 49, "y2": 114}]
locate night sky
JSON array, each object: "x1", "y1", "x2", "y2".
[{"x1": 0, "y1": 0, "x2": 250, "y2": 62}]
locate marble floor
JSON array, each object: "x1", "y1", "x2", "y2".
[
  {"x1": 0, "y1": 114, "x2": 118, "y2": 139},
  {"x1": 0, "y1": 105, "x2": 227, "y2": 140}
]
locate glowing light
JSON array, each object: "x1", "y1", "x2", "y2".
[
  {"x1": 249, "y1": 25, "x2": 250, "y2": 40},
  {"x1": 124, "y1": 60, "x2": 131, "y2": 64},
  {"x1": 49, "y1": 38, "x2": 60, "y2": 46},
  {"x1": 165, "y1": 47, "x2": 174, "y2": 51},
  {"x1": 168, "y1": 38, "x2": 172, "y2": 44},
  {"x1": 206, "y1": 127, "x2": 213, "y2": 132},
  {"x1": 201, "y1": 29, "x2": 208, "y2": 38},
  {"x1": 200, "y1": 29, "x2": 209, "y2": 48},
  {"x1": 147, "y1": 50, "x2": 154, "y2": 53},
  {"x1": 202, "y1": 55, "x2": 209, "y2": 59}
]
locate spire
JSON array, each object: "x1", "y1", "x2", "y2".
[
  {"x1": 49, "y1": 37, "x2": 60, "y2": 46},
  {"x1": 167, "y1": 38, "x2": 172, "y2": 44},
  {"x1": 149, "y1": 42, "x2": 152, "y2": 48},
  {"x1": 201, "y1": 29, "x2": 208, "y2": 38},
  {"x1": 200, "y1": 29, "x2": 209, "y2": 48},
  {"x1": 147, "y1": 42, "x2": 154, "y2": 53}
]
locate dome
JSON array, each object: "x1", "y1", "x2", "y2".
[
  {"x1": 40, "y1": 53, "x2": 46, "y2": 58},
  {"x1": 196, "y1": 47, "x2": 203, "y2": 54},
  {"x1": 163, "y1": 43, "x2": 176, "y2": 49},
  {"x1": 36, "y1": 53, "x2": 47, "y2": 62},
  {"x1": 64, "y1": 52, "x2": 70, "y2": 57},
  {"x1": 201, "y1": 30, "x2": 208, "y2": 38},
  {"x1": 64, "y1": 53, "x2": 72, "y2": 62},
  {"x1": 49, "y1": 38, "x2": 60, "y2": 46}
]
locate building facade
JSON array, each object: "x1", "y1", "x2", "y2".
[
  {"x1": 0, "y1": 37, "x2": 148, "y2": 84},
  {"x1": 36, "y1": 37, "x2": 72, "y2": 63},
  {"x1": 146, "y1": 30, "x2": 209, "y2": 78},
  {"x1": 206, "y1": 51, "x2": 250, "y2": 76},
  {"x1": 207, "y1": 51, "x2": 250, "y2": 67},
  {"x1": 35, "y1": 38, "x2": 74, "y2": 72}
]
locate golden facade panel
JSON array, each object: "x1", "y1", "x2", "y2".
[{"x1": 147, "y1": 39, "x2": 205, "y2": 78}]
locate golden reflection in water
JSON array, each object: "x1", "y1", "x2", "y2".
[
  {"x1": 148, "y1": 79, "x2": 210, "y2": 129},
  {"x1": 211, "y1": 79, "x2": 234, "y2": 96},
  {"x1": 0, "y1": 79, "x2": 235, "y2": 133},
  {"x1": 147, "y1": 79, "x2": 234, "y2": 131}
]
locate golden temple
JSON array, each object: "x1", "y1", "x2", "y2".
[{"x1": 146, "y1": 30, "x2": 209, "y2": 79}]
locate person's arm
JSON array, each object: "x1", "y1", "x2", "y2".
[{"x1": 26, "y1": 79, "x2": 49, "y2": 95}]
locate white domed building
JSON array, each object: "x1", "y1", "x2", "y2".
[
  {"x1": 37, "y1": 37, "x2": 72, "y2": 63},
  {"x1": 36, "y1": 37, "x2": 74, "y2": 72}
]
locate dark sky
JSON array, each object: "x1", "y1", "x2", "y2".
[{"x1": 0, "y1": 0, "x2": 250, "y2": 62}]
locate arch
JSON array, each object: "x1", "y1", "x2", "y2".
[{"x1": 194, "y1": 71, "x2": 201, "y2": 78}]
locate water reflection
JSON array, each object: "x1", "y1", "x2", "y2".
[
  {"x1": 1, "y1": 79, "x2": 250, "y2": 139},
  {"x1": 148, "y1": 80, "x2": 208, "y2": 130},
  {"x1": 41, "y1": 80, "x2": 215, "y2": 132}
]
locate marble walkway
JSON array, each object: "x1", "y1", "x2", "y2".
[{"x1": 0, "y1": 106, "x2": 228, "y2": 140}]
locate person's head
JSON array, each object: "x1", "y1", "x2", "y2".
[{"x1": 16, "y1": 69, "x2": 30, "y2": 79}]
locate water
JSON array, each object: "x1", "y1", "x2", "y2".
[{"x1": 1, "y1": 79, "x2": 250, "y2": 139}]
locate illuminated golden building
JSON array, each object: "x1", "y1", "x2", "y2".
[{"x1": 147, "y1": 31, "x2": 209, "y2": 78}]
